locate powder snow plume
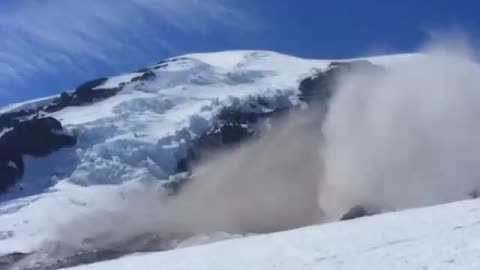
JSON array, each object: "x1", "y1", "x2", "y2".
[{"x1": 319, "y1": 40, "x2": 480, "y2": 219}]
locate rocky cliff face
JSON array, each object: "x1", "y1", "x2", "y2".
[{"x1": 0, "y1": 117, "x2": 76, "y2": 191}]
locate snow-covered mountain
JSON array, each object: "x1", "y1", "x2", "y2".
[
  {"x1": 0, "y1": 51, "x2": 415, "y2": 197},
  {"x1": 2, "y1": 49, "x2": 480, "y2": 269}
]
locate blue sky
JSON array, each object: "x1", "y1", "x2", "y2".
[{"x1": 0, "y1": 0, "x2": 478, "y2": 105}]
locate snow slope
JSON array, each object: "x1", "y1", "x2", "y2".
[
  {"x1": 0, "y1": 50, "x2": 423, "y2": 267},
  {"x1": 67, "y1": 198, "x2": 480, "y2": 270}
]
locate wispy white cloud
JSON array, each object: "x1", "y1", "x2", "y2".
[{"x1": 0, "y1": 0, "x2": 257, "y2": 103}]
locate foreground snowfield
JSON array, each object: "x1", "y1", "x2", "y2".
[{"x1": 67, "y1": 198, "x2": 480, "y2": 270}]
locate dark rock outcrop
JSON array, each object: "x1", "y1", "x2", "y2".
[
  {"x1": 1, "y1": 117, "x2": 76, "y2": 156},
  {"x1": 341, "y1": 205, "x2": 380, "y2": 221},
  {"x1": 299, "y1": 60, "x2": 383, "y2": 103},
  {"x1": 154, "y1": 57, "x2": 189, "y2": 66},
  {"x1": 131, "y1": 71, "x2": 156, "y2": 82},
  {"x1": 153, "y1": 64, "x2": 168, "y2": 70},
  {"x1": 45, "y1": 78, "x2": 121, "y2": 113},
  {"x1": 469, "y1": 190, "x2": 479, "y2": 199},
  {"x1": 0, "y1": 110, "x2": 37, "y2": 131},
  {"x1": 0, "y1": 252, "x2": 30, "y2": 268},
  {"x1": 0, "y1": 117, "x2": 76, "y2": 192}
]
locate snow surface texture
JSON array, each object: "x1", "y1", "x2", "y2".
[
  {"x1": 66, "y1": 198, "x2": 480, "y2": 270},
  {"x1": 4, "y1": 47, "x2": 480, "y2": 268}
]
